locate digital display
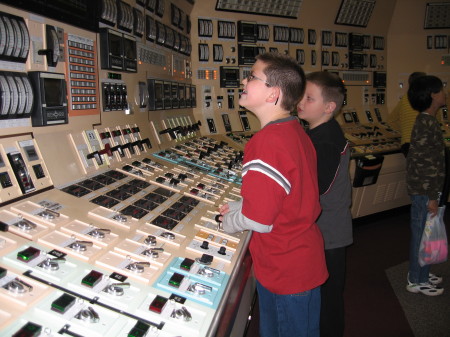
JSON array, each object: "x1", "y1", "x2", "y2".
[
  {"x1": 178, "y1": 84, "x2": 185, "y2": 100},
  {"x1": 44, "y1": 78, "x2": 64, "y2": 107},
  {"x1": 242, "y1": 23, "x2": 255, "y2": 35},
  {"x1": 163, "y1": 82, "x2": 171, "y2": 98},
  {"x1": 28, "y1": 71, "x2": 68, "y2": 126},
  {"x1": 123, "y1": 38, "x2": 136, "y2": 60},
  {"x1": 224, "y1": 69, "x2": 238, "y2": 81},
  {"x1": 373, "y1": 72, "x2": 386, "y2": 88},
  {"x1": 238, "y1": 21, "x2": 256, "y2": 42},
  {"x1": 154, "y1": 82, "x2": 163, "y2": 100},
  {"x1": 109, "y1": 33, "x2": 122, "y2": 57},
  {"x1": 349, "y1": 52, "x2": 364, "y2": 69},
  {"x1": 243, "y1": 46, "x2": 254, "y2": 57},
  {"x1": 238, "y1": 45, "x2": 256, "y2": 65},
  {"x1": 220, "y1": 67, "x2": 240, "y2": 88},
  {"x1": 349, "y1": 33, "x2": 364, "y2": 51}
]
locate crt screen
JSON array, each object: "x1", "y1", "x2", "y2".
[{"x1": 43, "y1": 78, "x2": 63, "y2": 107}]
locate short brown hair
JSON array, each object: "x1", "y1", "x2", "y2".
[
  {"x1": 306, "y1": 71, "x2": 345, "y2": 114},
  {"x1": 256, "y1": 53, "x2": 306, "y2": 112}
]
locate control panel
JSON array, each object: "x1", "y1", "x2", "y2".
[{"x1": 0, "y1": 128, "x2": 249, "y2": 337}]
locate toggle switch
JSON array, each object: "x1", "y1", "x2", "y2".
[
  {"x1": 38, "y1": 257, "x2": 65, "y2": 271},
  {"x1": 69, "y1": 240, "x2": 93, "y2": 252},
  {"x1": 88, "y1": 228, "x2": 111, "y2": 239},
  {"x1": 144, "y1": 235, "x2": 157, "y2": 246},
  {"x1": 126, "y1": 262, "x2": 150, "y2": 273},
  {"x1": 104, "y1": 282, "x2": 130, "y2": 296},
  {"x1": 170, "y1": 306, "x2": 192, "y2": 322},
  {"x1": 161, "y1": 232, "x2": 175, "y2": 240},
  {"x1": 112, "y1": 213, "x2": 128, "y2": 222},
  {"x1": 75, "y1": 306, "x2": 100, "y2": 323},
  {"x1": 37, "y1": 208, "x2": 60, "y2": 219},
  {"x1": 14, "y1": 218, "x2": 37, "y2": 231},
  {"x1": 6, "y1": 278, "x2": 33, "y2": 294},
  {"x1": 86, "y1": 151, "x2": 103, "y2": 166},
  {"x1": 142, "y1": 247, "x2": 164, "y2": 258}
]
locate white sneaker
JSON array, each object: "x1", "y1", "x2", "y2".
[
  {"x1": 429, "y1": 273, "x2": 443, "y2": 285},
  {"x1": 406, "y1": 280, "x2": 444, "y2": 296}
]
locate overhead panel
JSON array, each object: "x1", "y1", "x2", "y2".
[
  {"x1": 335, "y1": 0, "x2": 376, "y2": 27},
  {"x1": 215, "y1": 0, "x2": 303, "y2": 18},
  {"x1": 424, "y1": 2, "x2": 450, "y2": 29}
]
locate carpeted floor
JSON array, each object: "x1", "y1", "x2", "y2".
[{"x1": 385, "y1": 259, "x2": 450, "y2": 337}]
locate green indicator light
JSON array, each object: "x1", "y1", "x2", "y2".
[
  {"x1": 12, "y1": 322, "x2": 42, "y2": 337},
  {"x1": 168, "y1": 272, "x2": 184, "y2": 288},
  {"x1": 81, "y1": 270, "x2": 103, "y2": 287},
  {"x1": 127, "y1": 328, "x2": 145, "y2": 337},
  {"x1": 128, "y1": 321, "x2": 150, "y2": 337},
  {"x1": 134, "y1": 321, "x2": 150, "y2": 331},
  {"x1": 180, "y1": 258, "x2": 194, "y2": 271},
  {"x1": 17, "y1": 253, "x2": 29, "y2": 260},
  {"x1": 17, "y1": 247, "x2": 40, "y2": 263},
  {"x1": 51, "y1": 303, "x2": 65, "y2": 312},
  {"x1": 51, "y1": 293, "x2": 76, "y2": 314},
  {"x1": 24, "y1": 322, "x2": 42, "y2": 333}
]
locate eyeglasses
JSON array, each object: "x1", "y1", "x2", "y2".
[{"x1": 246, "y1": 74, "x2": 272, "y2": 87}]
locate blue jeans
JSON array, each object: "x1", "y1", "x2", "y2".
[
  {"x1": 408, "y1": 195, "x2": 430, "y2": 284},
  {"x1": 256, "y1": 280, "x2": 321, "y2": 337}
]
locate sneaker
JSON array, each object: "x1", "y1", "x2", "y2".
[
  {"x1": 406, "y1": 280, "x2": 444, "y2": 296},
  {"x1": 429, "y1": 273, "x2": 443, "y2": 285}
]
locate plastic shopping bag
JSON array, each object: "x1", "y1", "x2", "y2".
[{"x1": 418, "y1": 206, "x2": 448, "y2": 266}]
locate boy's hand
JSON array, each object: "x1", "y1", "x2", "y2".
[
  {"x1": 219, "y1": 203, "x2": 230, "y2": 215},
  {"x1": 215, "y1": 203, "x2": 230, "y2": 224},
  {"x1": 427, "y1": 199, "x2": 438, "y2": 217}
]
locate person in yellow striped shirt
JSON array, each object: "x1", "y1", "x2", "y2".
[{"x1": 388, "y1": 72, "x2": 426, "y2": 157}]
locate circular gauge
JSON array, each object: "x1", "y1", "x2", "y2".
[
  {"x1": 18, "y1": 19, "x2": 30, "y2": 60},
  {"x1": 0, "y1": 75, "x2": 11, "y2": 116}
]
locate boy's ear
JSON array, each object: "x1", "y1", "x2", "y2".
[
  {"x1": 325, "y1": 101, "x2": 336, "y2": 115},
  {"x1": 267, "y1": 87, "x2": 281, "y2": 104}
]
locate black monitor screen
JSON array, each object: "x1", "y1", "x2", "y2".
[
  {"x1": 178, "y1": 85, "x2": 185, "y2": 99},
  {"x1": 123, "y1": 38, "x2": 136, "y2": 59},
  {"x1": 242, "y1": 23, "x2": 255, "y2": 35},
  {"x1": 242, "y1": 46, "x2": 255, "y2": 57},
  {"x1": 224, "y1": 69, "x2": 238, "y2": 81},
  {"x1": 154, "y1": 83, "x2": 163, "y2": 100},
  {"x1": 109, "y1": 33, "x2": 122, "y2": 57},
  {"x1": 43, "y1": 78, "x2": 64, "y2": 107}
]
